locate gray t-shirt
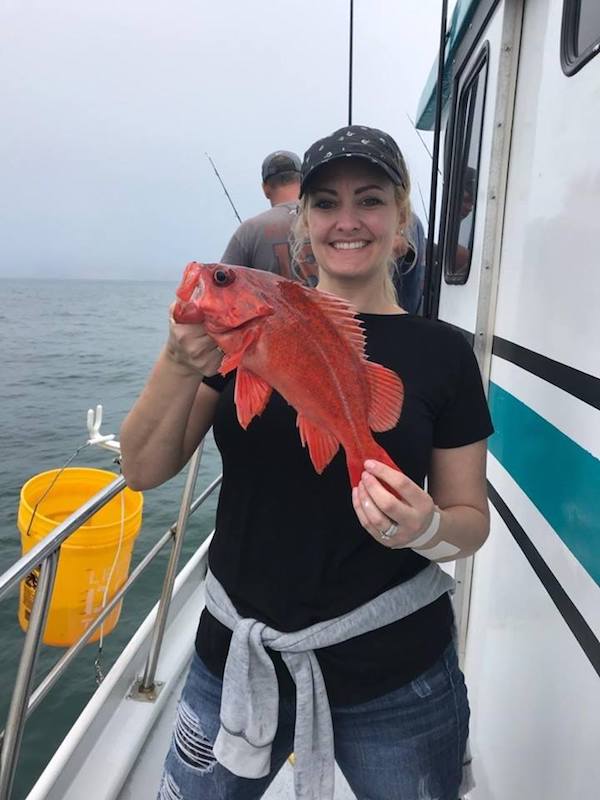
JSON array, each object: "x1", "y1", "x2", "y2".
[{"x1": 221, "y1": 202, "x2": 299, "y2": 278}]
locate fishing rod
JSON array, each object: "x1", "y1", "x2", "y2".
[
  {"x1": 406, "y1": 112, "x2": 443, "y2": 178},
  {"x1": 205, "y1": 152, "x2": 242, "y2": 224}
]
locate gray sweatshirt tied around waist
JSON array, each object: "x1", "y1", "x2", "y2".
[{"x1": 204, "y1": 563, "x2": 455, "y2": 800}]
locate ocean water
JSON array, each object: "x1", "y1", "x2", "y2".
[{"x1": 0, "y1": 278, "x2": 221, "y2": 799}]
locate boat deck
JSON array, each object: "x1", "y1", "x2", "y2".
[
  {"x1": 26, "y1": 542, "x2": 356, "y2": 800},
  {"x1": 119, "y1": 659, "x2": 356, "y2": 800}
]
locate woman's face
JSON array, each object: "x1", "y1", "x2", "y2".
[{"x1": 305, "y1": 159, "x2": 403, "y2": 283}]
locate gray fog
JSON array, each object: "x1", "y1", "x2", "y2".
[{"x1": 0, "y1": 0, "x2": 444, "y2": 281}]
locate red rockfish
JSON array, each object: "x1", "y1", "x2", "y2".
[{"x1": 173, "y1": 262, "x2": 404, "y2": 490}]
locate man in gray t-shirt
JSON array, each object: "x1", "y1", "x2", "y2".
[{"x1": 221, "y1": 151, "x2": 308, "y2": 280}]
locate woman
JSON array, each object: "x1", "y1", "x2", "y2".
[{"x1": 120, "y1": 125, "x2": 493, "y2": 800}]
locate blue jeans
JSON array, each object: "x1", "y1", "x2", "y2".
[{"x1": 157, "y1": 643, "x2": 469, "y2": 800}]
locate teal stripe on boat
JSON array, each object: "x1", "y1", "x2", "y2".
[{"x1": 488, "y1": 382, "x2": 600, "y2": 587}]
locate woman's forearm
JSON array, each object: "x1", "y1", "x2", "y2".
[
  {"x1": 412, "y1": 503, "x2": 489, "y2": 562},
  {"x1": 120, "y1": 347, "x2": 213, "y2": 490}
]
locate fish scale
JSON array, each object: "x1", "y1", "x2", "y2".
[{"x1": 173, "y1": 262, "x2": 405, "y2": 491}]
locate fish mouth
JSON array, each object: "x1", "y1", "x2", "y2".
[{"x1": 190, "y1": 279, "x2": 205, "y2": 301}]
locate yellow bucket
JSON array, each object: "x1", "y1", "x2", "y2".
[{"x1": 17, "y1": 467, "x2": 143, "y2": 647}]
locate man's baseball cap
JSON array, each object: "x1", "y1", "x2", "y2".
[
  {"x1": 300, "y1": 125, "x2": 407, "y2": 196},
  {"x1": 261, "y1": 150, "x2": 302, "y2": 182}
]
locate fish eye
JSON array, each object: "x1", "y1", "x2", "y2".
[{"x1": 213, "y1": 268, "x2": 235, "y2": 286}]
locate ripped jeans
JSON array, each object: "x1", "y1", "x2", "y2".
[{"x1": 157, "y1": 642, "x2": 469, "y2": 800}]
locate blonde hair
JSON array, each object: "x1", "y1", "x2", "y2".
[{"x1": 291, "y1": 170, "x2": 412, "y2": 305}]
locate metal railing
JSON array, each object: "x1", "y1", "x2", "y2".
[{"x1": 0, "y1": 443, "x2": 221, "y2": 800}]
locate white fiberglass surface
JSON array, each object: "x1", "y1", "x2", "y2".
[
  {"x1": 494, "y1": 0, "x2": 600, "y2": 377},
  {"x1": 486, "y1": 455, "x2": 599, "y2": 646},
  {"x1": 490, "y1": 356, "x2": 600, "y2": 462},
  {"x1": 465, "y1": 496, "x2": 600, "y2": 798}
]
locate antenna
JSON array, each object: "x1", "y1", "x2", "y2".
[
  {"x1": 348, "y1": 0, "x2": 354, "y2": 125},
  {"x1": 423, "y1": 0, "x2": 449, "y2": 318},
  {"x1": 205, "y1": 153, "x2": 242, "y2": 224}
]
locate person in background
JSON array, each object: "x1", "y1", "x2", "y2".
[
  {"x1": 392, "y1": 211, "x2": 426, "y2": 314},
  {"x1": 120, "y1": 124, "x2": 493, "y2": 800},
  {"x1": 221, "y1": 150, "x2": 305, "y2": 280}
]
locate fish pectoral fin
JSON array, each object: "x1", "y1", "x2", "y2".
[
  {"x1": 234, "y1": 367, "x2": 273, "y2": 429},
  {"x1": 366, "y1": 361, "x2": 405, "y2": 432},
  {"x1": 296, "y1": 414, "x2": 340, "y2": 473},
  {"x1": 218, "y1": 328, "x2": 260, "y2": 376},
  {"x1": 219, "y1": 351, "x2": 242, "y2": 375}
]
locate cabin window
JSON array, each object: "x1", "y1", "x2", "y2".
[
  {"x1": 561, "y1": 0, "x2": 600, "y2": 76},
  {"x1": 443, "y1": 46, "x2": 488, "y2": 285}
]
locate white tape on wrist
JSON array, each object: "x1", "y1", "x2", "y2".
[
  {"x1": 391, "y1": 507, "x2": 461, "y2": 560},
  {"x1": 413, "y1": 541, "x2": 461, "y2": 561},
  {"x1": 408, "y1": 508, "x2": 441, "y2": 548}
]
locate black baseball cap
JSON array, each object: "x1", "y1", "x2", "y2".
[
  {"x1": 300, "y1": 125, "x2": 407, "y2": 197},
  {"x1": 261, "y1": 150, "x2": 302, "y2": 182}
]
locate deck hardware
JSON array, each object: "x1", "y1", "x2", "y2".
[
  {"x1": 87, "y1": 404, "x2": 121, "y2": 454},
  {"x1": 129, "y1": 678, "x2": 165, "y2": 703}
]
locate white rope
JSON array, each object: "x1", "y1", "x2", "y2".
[{"x1": 95, "y1": 488, "x2": 127, "y2": 684}]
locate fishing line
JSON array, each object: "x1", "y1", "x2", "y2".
[
  {"x1": 405, "y1": 112, "x2": 443, "y2": 178},
  {"x1": 415, "y1": 182, "x2": 430, "y2": 227},
  {"x1": 95, "y1": 489, "x2": 126, "y2": 686},
  {"x1": 24, "y1": 441, "x2": 92, "y2": 537},
  {"x1": 20, "y1": 434, "x2": 126, "y2": 685}
]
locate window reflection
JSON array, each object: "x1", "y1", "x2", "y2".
[
  {"x1": 576, "y1": 0, "x2": 600, "y2": 56},
  {"x1": 444, "y1": 49, "x2": 488, "y2": 284}
]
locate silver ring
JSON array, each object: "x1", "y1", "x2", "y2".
[{"x1": 379, "y1": 522, "x2": 398, "y2": 541}]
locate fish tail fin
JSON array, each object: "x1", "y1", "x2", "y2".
[
  {"x1": 348, "y1": 456, "x2": 367, "y2": 492},
  {"x1": 347, "y1": 444, "x2": 404, "y2": 499}
]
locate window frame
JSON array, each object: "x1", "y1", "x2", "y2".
[
  {"x1": 561, "y1": 0, "x2": 600, "y2": 77},
  {"x1": 442, "y1": 42, "x2": 489, "y2": 286}
]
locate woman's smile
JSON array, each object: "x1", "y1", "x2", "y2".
[{"x1": 330, "y1": 239, "x2": 370, "y2": 250}]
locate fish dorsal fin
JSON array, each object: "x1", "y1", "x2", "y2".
[
  {"x1": 234, "y1": 367, "x2": 273, "y2": 429},
  {"x1": 282, "y1": 283, "x2": 404, "y2": 433},
  {"x1": 303, "y1": 286, "x2": 404, "y2": 431},
  {"x1": 286, "y1": 283, "x2": 367, "y2": 359},
  {"x1": 365, "y1": 361, "x2": 404, "y2": 432},
  {"x1": 296, "y1": 413, "x2": 340, "y2": 473}
]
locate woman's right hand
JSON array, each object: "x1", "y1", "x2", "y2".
[
  {"x1": 165, "y1": 303, "x2": 224, "y2": 378},
  {"x1": 120, "y1": 304, "x2": 222, "y2": 489}
]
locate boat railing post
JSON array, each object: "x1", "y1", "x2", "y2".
[
  {"x1": 138, "y1": 442, "x2": 204, "y2": 694},
  {"x1": 0, "y1": 551, "x2": 59, "y2": 800}
]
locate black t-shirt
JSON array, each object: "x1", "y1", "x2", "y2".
[{"x1": 196, "y1": 313, "x2": 493, "y2": 705}]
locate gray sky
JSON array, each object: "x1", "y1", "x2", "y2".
[{"x1": 0, "y1": 0, "x2": 443, "y2": 281}]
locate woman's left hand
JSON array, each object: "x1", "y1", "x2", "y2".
[{"x1": 352, "y1": 460, "x2": 436, "y2": 549}]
